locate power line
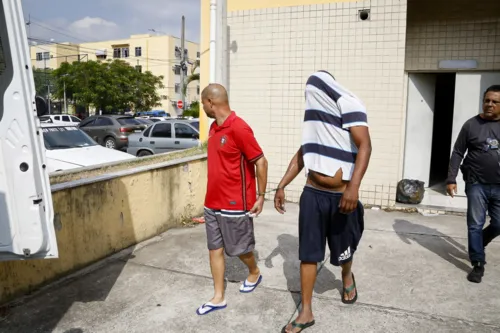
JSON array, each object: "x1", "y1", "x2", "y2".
[
  {"x1": 28, "y1": 37, "x2": 189, "y2": 66},
  {"x1": 28, "y1": 16, "x2": 94, "y2": 43}
]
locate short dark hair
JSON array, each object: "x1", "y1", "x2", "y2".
[{"x1": 484, "y1": 85, "x2": 500, "y2": 99}]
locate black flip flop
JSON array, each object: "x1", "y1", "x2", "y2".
[
  {"x1": 281, "y1": 320, "x2": 315, "y2": 333},
  {"x1": 341, "y1": 273, "x2": 358, "y2": 304}
]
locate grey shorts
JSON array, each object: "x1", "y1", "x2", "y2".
[{"x1": 204, "y1": 207, "x2": 255, "y2": 257}]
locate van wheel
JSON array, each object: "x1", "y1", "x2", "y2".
[
  {"x1": 104, "y1": 137, "x2": 116, "y2": 149},
  {"x1": 138, "y1": 150, "x2": 153, "y2": 157}
]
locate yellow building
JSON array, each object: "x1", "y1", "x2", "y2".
[
  {"x1": 30, "y1": 42, "x2": 80, "y2": 70},
  {"x1": 200, "y1": 0, "x2": 500, "y2": 210},
  {"x1": 30, "y1": 34, "x2": 200, "y2": 116}
]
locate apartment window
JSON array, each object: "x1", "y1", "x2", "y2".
[
  {"x1": 122, "y1": 47, "x2": 129, "y2": 58},
  {"x1": 135, "y1": 47, "x2": 142, "y2": 57},
  {"x1": 113, "y1": 48, "x2": 121, "y2": 58},
  {"x1": 135, "y1": 65, "x2": 142, "y2": 73},
  {"x1": 36, "y1": 52, "x2": 43, "y2": 61},
  {"x1": 43, "y1": 52, "x2": 50, "y2": 60},
  {"x1": 173, "y1": 65, "x2": 181, "y2": 75},
  {"x1": 196, "y1": 51, "x2": 200, "y2": 58},
  {"x1": 175, "y1": 46, "x2": 181, "y2": 59},
  {"x1": 175, "y1": 84, "x2": 180, "y2": 94},
  {"x1": 96, "y1": 54, "x2": 107, "y2": 60}
]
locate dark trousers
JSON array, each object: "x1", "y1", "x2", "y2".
[{"x1": 466, "y1": 183, "x2": 500, "y2": 265}]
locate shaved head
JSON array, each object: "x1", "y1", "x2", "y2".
[
  {"x1": 201, "y1": 83, "x2": 231, "y2": 120},
  {"x1": 201, "y1": 83, "x2": 229, "y2": 104}
]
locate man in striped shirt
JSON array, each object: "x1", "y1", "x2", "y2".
[{"x1": 275, "y1": 71, "x2": 372, "y2": 332}]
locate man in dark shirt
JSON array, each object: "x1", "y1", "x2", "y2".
[{"x1": 447, "y1": 85, "x2": 500, "y2": 283}]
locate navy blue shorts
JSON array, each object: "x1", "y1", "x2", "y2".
[{"x1": 298, "y1": 185, "x2": 364, "y2": 266}]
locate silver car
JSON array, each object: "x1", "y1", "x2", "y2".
[{"x1": 127, "y1": 119, "x2": 200, "y2": 157}]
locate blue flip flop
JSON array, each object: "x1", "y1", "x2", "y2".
[
  {"x1": 196, "y1": 301, "x2": 227, "y2": 315},
  {"x1": 239, "y1": 274, "x2": 263, "y2": 293}
]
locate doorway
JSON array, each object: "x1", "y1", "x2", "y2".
[
  {"x1": 403, "y1": 72, "x2": 456, "y2": 189},
  {"x1": 429, "y1": 73, "x2": 456, "y2": 188}
]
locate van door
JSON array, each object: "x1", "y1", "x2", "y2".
[{"x1": 0, "y1": 0, "x2": 58, "y2": 261}]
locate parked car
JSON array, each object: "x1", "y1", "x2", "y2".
[
  {"x1": 39, "y1": 114, "x2": 81, "y2": 126},
  {"x1": 127, "y1": 119, "x2": 200, "y2": 157},
  {"x1": 78, "y1": 115, "x2": 146, "y2": 151},
  {"x1": 41, "y1": 124, "x2": 134, "y2": 173},
  {"x1": 189, "y1": 119, "x2": 199, "y2": 131},
  {"x1": 135, "y1": 118, "x2": 154, "y2": 126},
  {"x1": 139, "y1": 116, "x2": 169, "y2": 123}
]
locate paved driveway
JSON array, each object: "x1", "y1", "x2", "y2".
[{"x1": 1, "y1": 204, "x2": 499, "y2": 332}]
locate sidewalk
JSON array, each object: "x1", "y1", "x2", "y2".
[{"x1": 1, "y1": 204, "x2": 499, "y2": 333}]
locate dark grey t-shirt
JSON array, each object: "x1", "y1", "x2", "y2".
[{"x1": 447, "y1": 115, "x2": 500, "y2": 184}]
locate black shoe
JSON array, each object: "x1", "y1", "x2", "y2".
[{"x1": 467, "y1": 264, "x2": 485, "y2": 283}]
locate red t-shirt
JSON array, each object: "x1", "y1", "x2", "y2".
[{"x1": 204, "y1": 111, "x2": 264, "y2": 211}]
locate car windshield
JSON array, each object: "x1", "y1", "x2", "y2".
[
  {"x1": 190, "y1": 121, "x2": 199, "y2": 131},
  {"x1": 117, "y1": 117, "x2": 141, "y2": 126},
  {"x1": 43, "y1": 127, "x2": 97, "y2": 150}
]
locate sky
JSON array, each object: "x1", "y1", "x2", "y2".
[{"x1": 21, "y1": 0, "x2": 201, "y2": 44}]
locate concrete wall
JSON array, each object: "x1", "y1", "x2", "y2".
[
  {"x1": 222, "y1": 0, "x2": 408, "y2": 206},
  {"x1": 0, "y1": 155, "x2": 207, "y2": 304},
  {"x1": 406, "y1": 0, "x2": 500, "y2": 71}
]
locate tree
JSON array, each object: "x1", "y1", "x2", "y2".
[
  {"x1": 183, "y1": 100, "x2": 200, "y2": 118},
  {"x1": 33, "y1": 67, "x2": 56, "y2": 98},
  {"x1": 182, "y1": 60, "x2": 200, "y2": 96},
  {"x1": 51, "y1": 60, "x2": 164, "y2": 113}
]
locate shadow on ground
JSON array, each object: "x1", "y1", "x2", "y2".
[
  {"x1": 264, "y1": 234, "x2": 342, "y2": 308},
  {"x1": 393, "y1": 219, "x2": 470, "y2": 273}
]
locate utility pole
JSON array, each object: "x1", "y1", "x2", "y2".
[
  {"x1": 44, "y1": 58, "x2": 51, "y2": 114},
  {"x1": 62, "y1": 74, "x2": 69, "y2": 113},
  {"x1": 180, "y1": 15, "x2": 186, "y2": 115}
]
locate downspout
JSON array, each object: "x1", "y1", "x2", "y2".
[{"x1": 209, "y1": 0, "x2": 217, "y2": 83}]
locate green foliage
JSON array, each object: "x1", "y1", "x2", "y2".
[
  {"x1": 183, "y1": 100, "x2": 200, "y2": 118},
  {"x1": 182, "y1": 60, "x2": 200, "y2": 96},
  {"x1": 33, "y1": 67, "x2": 56, "y2": 98},
  {"x1": 51, "y1": 60, "x2": 165, "y2": 113}
]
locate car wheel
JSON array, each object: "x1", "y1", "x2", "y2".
[
  {"x1": 138, "y1": 150, "x2": 153, "y2": 157},
  {"x1": 104, "y1": 137, "x2": 117, "y2": 149}
]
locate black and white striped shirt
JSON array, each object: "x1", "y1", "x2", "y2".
[{"x1": 302, "y1": 70, "x2": 368, "y2": 181}]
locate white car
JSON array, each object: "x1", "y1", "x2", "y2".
[
  {"x1": 40, "y1": 114, "x2": 81, "y2": 126},
  {"x1": 41, "y1": 124, "x2": 135, "y2": 173}
]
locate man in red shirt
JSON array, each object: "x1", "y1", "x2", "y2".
[{"x1": 196, "y1": 84, "x2": 268, "y2": 316}]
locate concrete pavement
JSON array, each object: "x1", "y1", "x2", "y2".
[{"x1": 1, "y1": 203, "x2": 499, "y2": 333}]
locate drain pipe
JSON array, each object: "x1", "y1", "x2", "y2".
[{"x1": 209, "y1": 0, "x2": 217, "y2": 83}]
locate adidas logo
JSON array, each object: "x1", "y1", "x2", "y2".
[{"x1": 338, "y1": 246, "x2": 351, "y2": 262}]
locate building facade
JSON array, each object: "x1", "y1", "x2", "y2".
[
  {"x1": 199, "y1": 0, "x2": 500, "y2": 209},
  {"x1": 30, "y1": 34, "x2": 200, "y2": 116}
]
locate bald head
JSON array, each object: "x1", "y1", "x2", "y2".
[{"x1": 201, "y1": 83, "x2": 229, "y2": 105}]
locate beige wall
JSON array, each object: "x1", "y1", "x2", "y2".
[
  {"x1": 405, "y1": 0, "x2": 500, "y2": 71},
  {"x1": 0, "y1": 156, "x2": 207, "y2": 304},
  {"x1": 225, "y1": 0, "x2": 408, "y2": 206},
  {"x1": 30, "y1": 43, "x2": 80, "y2": 70}
]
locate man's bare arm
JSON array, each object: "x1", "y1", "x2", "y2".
[
  {"x1": 339, "y1": 126, "x2": 372, "y2": 213},
  {"x1": 255, "y1": 156, "x2": 269, "y2": 196},
  {"x1": 349, "y1": 126, "x2": 372, "y2": 188},
  {"x1": 249, "y1": 156, "x2": 268, "y2": 216},
  {"x1": 278, "y1": 147, "x2": 304, "y2": 189},
  {"x1": 275, "y1": 148, "x2": 304, "y2": 214}
]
